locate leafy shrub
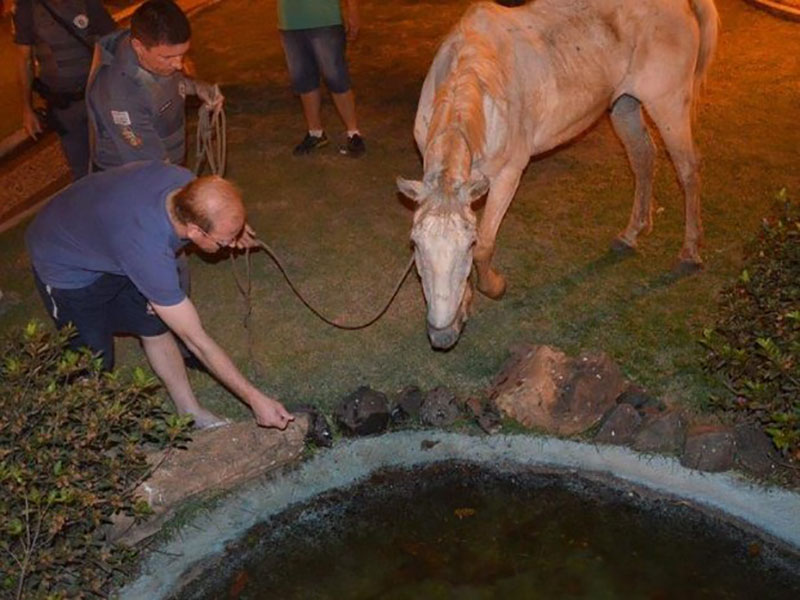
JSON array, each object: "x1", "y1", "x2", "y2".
[
  {"x1": 701, "y1": 189, "x2": 800, "y2": 460},
  {"x1": 0, "y1": 321, "x2": 193, "y2": 599}
]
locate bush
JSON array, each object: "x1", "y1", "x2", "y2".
[
  {"x1": 701, "y1": 189, "x2": 800, "y2": 461},
  {"x1": 0, "y1": 321, "x2": 193, "y2": 599}
]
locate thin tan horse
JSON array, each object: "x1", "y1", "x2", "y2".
[{"x1": 398, "y1": 0, "x2": 718, "y2": 349}]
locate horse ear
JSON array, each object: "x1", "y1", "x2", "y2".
[
  {"x1": 465, "y1": 174, "x2": 490, "y2": 202},
  {"x1": 396, "y1": 176, "x2": 426, "y2": 203}
]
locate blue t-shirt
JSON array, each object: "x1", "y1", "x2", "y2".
[{"x1": 26, "y1": 161, "x2": 194, "y2": 306}]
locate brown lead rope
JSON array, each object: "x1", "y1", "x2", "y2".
[{"x1": 229, "y1": 238, "x2": 416, "y2": 330}]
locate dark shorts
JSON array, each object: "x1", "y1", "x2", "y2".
[
  {"x1": 279, "y1": 25, "x2": 351, "y2": 95},
  {"x1": 34, "y1": 271, "x2": 170, "y2": 370}
]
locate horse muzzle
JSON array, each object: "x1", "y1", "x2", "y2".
[
  {"x1": 426, "y1": 282, "x2": 472, "y2": 350},
  {"x1": 427, "y1": 320, "x2": 463, "y2": 350}
]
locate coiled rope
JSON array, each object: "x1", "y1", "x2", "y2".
[{"x1": 194, "y1": 86, "x2": 226, "y2": 176}]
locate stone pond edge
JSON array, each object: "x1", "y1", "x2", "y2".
[{"x1": 120, "y1": 430, "x2": 800, "y2": 599}]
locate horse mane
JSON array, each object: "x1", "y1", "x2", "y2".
[{"x1": 424, "y1": 5, "x2": 511, "y2": 187}]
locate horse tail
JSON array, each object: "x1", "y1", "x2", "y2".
[{"x1": 689, "y1": 0, "x2": 720, "y2": 96}]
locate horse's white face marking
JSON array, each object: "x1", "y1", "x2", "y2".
[{"x1": 411, "y1": 205, "x2": 476, "y2": 348}]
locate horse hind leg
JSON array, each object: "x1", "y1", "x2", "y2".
[
  {"x1": 644, "y1": 93, "x2": 703, "y2": 269},
  {"x1": 610, "y1": 94, "x2": 656, "y2": 254}
]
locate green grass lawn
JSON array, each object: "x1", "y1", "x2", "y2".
[{"x1": 1, "y1": 0, "x2": 798, "y2": 421}]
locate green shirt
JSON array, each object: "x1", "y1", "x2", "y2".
[{"x1": 277, "y1": 0, "x2": 342, "y2": 31}]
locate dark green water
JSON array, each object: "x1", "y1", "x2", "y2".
[{"x1": 176, "y1": 463, "x2": 800, "y2": 600}]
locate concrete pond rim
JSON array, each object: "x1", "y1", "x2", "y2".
[{"x1": 119, "y1": 431, "x2": 800, "y2": 599}]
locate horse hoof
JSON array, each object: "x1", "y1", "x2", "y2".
[
  {"x1": 610, "y1": 238, "x2": 636, "y2": 255},
  {"x1": 672, "y1": 260, "x2": 703, "y2": 277}
]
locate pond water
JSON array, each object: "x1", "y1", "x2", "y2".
[{"x1": 175, "y1": 462, "x2": 800, "y2": 600}]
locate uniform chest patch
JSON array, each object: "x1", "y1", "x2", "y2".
[
  {"x1": 178, "y1": 81, "x2": 187, "y2": 99},
  {"x1": 121, "y1": 127, "x2": 143, "y2": 147},
  {"x1": 73, "y1": 14, "x2": 89, "y2": 29},
  {"x1": 111, "y1": 110, "x2": 131, "y2": 126}
]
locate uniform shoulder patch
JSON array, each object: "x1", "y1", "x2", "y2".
[
  {"x1": 120, "y1": 127, "x2": 143, "y2": 147},
  {"x1": 111, "y1": 110, "x2": 131, "y2": 126}
]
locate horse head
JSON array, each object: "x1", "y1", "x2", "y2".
[{"x1": 397, "y1": 172, "x2": 489, "y2": 349}]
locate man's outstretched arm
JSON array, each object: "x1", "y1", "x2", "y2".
[{"x1": 152, "y1": 298, "x2": 294, "y2": 429}]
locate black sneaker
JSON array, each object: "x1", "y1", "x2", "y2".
[
  {"x1": 339, "y1": 133, "x2": 366, "y2": 158},
  {"x1": 293, "y1": 132, "x2": 329, "y2": 155}
]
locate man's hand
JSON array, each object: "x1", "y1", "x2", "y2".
[
  {"x1": 195, "y1": 81, "x2": 224, "y2": 111},
  {"x1": 344, "y1": 2, "x2": 360, "y2": 41},
  {"x1": 233, "y1": 223, "x2": 260, "y2": 250},
  {"x1": 249, "y1": 392, "x2": 295, "y2": 429},
  {"x1": 22, "y1": 104, "x2": 42, "y2": 140}
]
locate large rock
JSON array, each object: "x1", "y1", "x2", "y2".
[
  {"x1": 110, "y1": 418, "x2": 308, "y2": 545},
  {"x1": 490, "y1": 345, "x2": 626, "y2": 435}
]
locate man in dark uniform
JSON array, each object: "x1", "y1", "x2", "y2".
[
  {"x1": 26, "y1": 161, "x2": 294, "y2": 430},
  {"x1": 13, "y1": 0, "x2": 115, "y2": 179},
  {"x1": 86, "y1": 0, "x2": 221, "y2": 170}
]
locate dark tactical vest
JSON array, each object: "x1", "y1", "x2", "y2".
[
  {"x1": 90, "y1": 30, "x2": 186, "y2": 167},
  {"x1": 31, "y1": 0, "x2": 95, "y2": 93},
  {"x1": 135, "y1": 65, "x2": 187, "y2": 165}
]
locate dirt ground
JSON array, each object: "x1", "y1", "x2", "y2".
[{"x1": 1, "y1": 0, "x2": 798, "y2": 419}]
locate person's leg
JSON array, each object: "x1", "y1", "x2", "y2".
[
  {"x1": 111, "y1": 276, "x2": 225, "y2": 428},
  {"x1": 330, "y1": 90, "x2": 358, "y2": 132},
  {"x1": 299, "y1": 88, "x2": 324, "y2": 131},
  {"x1": 33, "y1": 271, "x2": 116, "y2": 369},
  {"x1": 280, "y1": 28, "x2": 329, "y2": 154},
  {"x1": 310, "y1": 25, "x2": 364, "y2": 156},
  {"x1": 140, "y1": 331, "x2": 225, "y2": 428}
]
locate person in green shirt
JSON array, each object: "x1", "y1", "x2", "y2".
[{"x1": 277, "y1": 0, "x2": 365, "y2": 157}]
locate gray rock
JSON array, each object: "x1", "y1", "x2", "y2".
[
  {"x1": 391, "y1": 386, "x2": 425, "y2": 424},
  {"x1": 595, "y1": 403, "x2": 642, "y2": 445},
  {"x1": 616, "y1": 385, "x2": 665, "y2": 413},
  {"x1": 681, "y1": 426, "x2": 736, "y2": 472},
  {"x1": 335, "y1": 386, "x2": 390, "y2": 436},
  {"x1": 420, "y1": 386, "x2": 462, "y2": 427},
  {"x1": 632, "y1": 412, "x2": 686, "y2": 454},
  {"x1": 292, "y1": 405, "x2": 333, "y2": 448},
  {"x1": 734, "y1": 423, "x2": 781, "y2": 476}
]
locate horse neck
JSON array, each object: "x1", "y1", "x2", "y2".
[
  {"x1": 423, "y1": 127, "x2": 473, "y2": 189},
  {"x1": 424, "y1": 30, "x2": 505, "y2": 185}
]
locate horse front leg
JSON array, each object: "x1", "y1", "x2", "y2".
[{"x1": 474, "y1": 166, "x2": 523, "y2": 299}]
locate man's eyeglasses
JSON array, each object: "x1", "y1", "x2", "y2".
[{"x1": 199, "y1": 228, "x2": 233, "y2": 250}]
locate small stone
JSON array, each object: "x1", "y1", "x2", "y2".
[
  {"x1": 616, "y1": 385, "x2": 664, "y2": 412},
  {"x1": 291, "y1": 404, "x2": 333, "y2": 448},
  {"x1": 334, "y1": 386, "x2": 390, "y2": 436},
  {"x1": 680, "y1": 426, "x2": 736, "y2": 472},
  {"x1": 595, "y1": 404, "x2": 642, "y2": 445},
  {"x1": 734, "y1": 423, "x2": 781, "y2": 476},
  {"x1": 420, "y1": 386, "x2": 462, "y2": 427},
  {"x1": 390, "y1": 386, "x2": 424, "y2": 424},
  {"x1": 632, "y1": 412, "x2": 685, "y2": 454}
]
